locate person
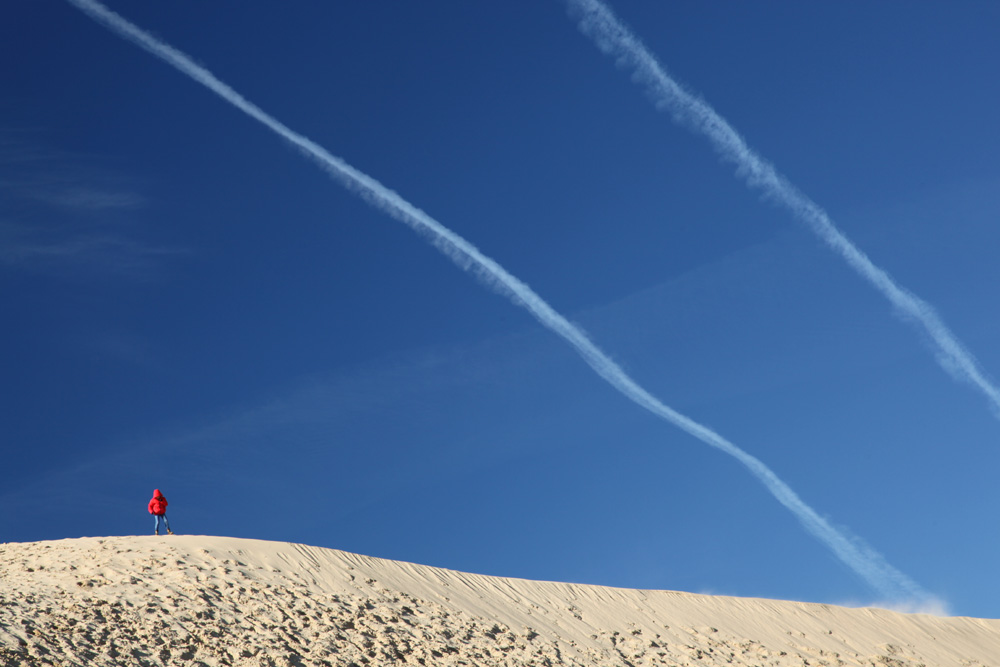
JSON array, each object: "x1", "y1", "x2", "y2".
[{"x1": 148, "y1": 489, "x2": 173, "y2": 535}]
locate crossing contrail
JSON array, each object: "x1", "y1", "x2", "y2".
[
  {"x1": 63, "y1": 0, "x2": 932, "y2": 604},
  {"x1": 563, "y1": 0, "x2": 1000, "y2": 421}
]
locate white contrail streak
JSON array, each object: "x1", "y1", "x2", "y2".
[
  {"x1": 564, "y1": 0, "x2": 1000, "y2": 420},
  {"x1": 63, "y1": 0, "x2": 931, "y2": 603}
]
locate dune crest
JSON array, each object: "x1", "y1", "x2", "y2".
[{"x1": 1, "y1": 536, "x2": 996, "y2": 666}]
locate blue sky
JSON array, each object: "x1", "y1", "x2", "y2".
[{"x1": 3, "y1": 1, "x2": 1000, "y2": 617}]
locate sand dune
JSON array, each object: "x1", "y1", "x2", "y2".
[{"x1": 1, "y1": 536, "x2": 997, "y2": 666}]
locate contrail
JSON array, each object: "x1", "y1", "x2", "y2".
[
  {"x1": 564, "y1": 0, "x2": 1000, "y2": 421},
  {"x1": 63, "y1": 0, "x2": 932, "y2": 604}
]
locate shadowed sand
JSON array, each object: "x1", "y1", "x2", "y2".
[{"x1": 1, "y1": 536, "x2": 997, "y2": 666}]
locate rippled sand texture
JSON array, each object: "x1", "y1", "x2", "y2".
[{"x1": 2, "y1": 536, "x2": 997, "y2": 666}]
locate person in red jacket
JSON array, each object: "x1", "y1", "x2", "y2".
[{"x1": 148, "y1": 489, "x2": 173, "y2": 535}]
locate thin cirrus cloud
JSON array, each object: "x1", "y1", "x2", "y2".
[
  {"x1": 63, "y1": 0, "x2": 938, "y2": 607},
  {"x1": 0, "y1": 222, "x2": 181, "y2": 275},
  {"x1": 0, "y1": 132, "x2": 145, "y2": 212},
  {"x1": 0, "y1": 136, "x2": 183, "y2": 276},
  {"x1": 25, "y1": 185, "x2": 144, "y2": 212}
]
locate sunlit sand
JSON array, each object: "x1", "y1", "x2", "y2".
[{"x1": 2, "y1": 535, "x2": 997, "y2": 666}]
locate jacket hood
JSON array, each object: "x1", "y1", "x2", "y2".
[{"x1": 153, "y1": 489, "x2": 163, "y2": 497}]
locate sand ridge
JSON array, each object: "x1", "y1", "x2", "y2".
[{"x1": 1, "y1": 535, "x2": 997, "y2": 666}]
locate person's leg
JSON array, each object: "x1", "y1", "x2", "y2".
[
  {"x1": 154, "y1": 515, "x2": 160, "y2": 534},
  {"x1": 163, "y1": 514, "x2": 171, "y2": 532}
]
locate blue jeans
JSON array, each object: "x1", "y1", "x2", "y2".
[{"x1": 154, "y1": 514, "x2": 171, "y2": 533}]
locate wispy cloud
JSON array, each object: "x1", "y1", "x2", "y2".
[
  {"x1": 563, "y1": 0, "x2": 1000, "y2": 420},
  {"x1": 64, "y1": 0, "x2": 935, "y2": 606},
  {"x1": 26, "y1": 186, "x2": 144, "y2": 212},
  {"x1": 0, "y1": 132, "x2": 184, "y2": 276},
  {"x1": 0, "y1": 221, "x2": 183, "y2": 275},
  {"x1": 0, "y1": 132, "x2": 145, "y2": 212}
]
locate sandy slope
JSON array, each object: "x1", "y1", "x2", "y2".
[{"x1": 1, "y1": 536, "x2": 997, "y2": 666}]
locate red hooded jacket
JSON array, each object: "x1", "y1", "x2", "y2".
[{"x1": 148, "y1": 490, "x2": 168, "y2": 516}]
